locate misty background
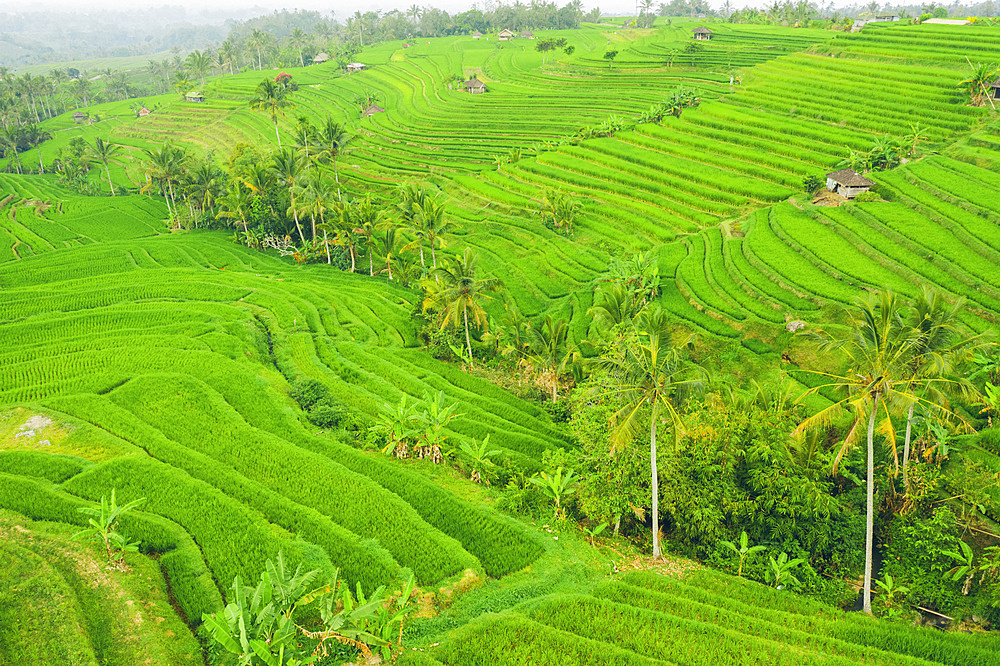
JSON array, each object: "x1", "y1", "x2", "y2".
[{"x1": 1, "y1": 0, "x2": 995, "y2": 68}]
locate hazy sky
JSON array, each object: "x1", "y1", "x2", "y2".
[{"x1": 1, "y1": 0, "x2": 742, "y2": 18}]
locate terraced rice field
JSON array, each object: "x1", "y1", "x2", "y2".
[
  {"x1": 401, "y1": 569, "x2": 1000, "y2": 665},
  {"x1": 5, "y1": 18, "x2": 1000, "y2": 664}
]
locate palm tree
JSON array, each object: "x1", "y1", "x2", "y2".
[
  {"x1": 332, "y1": 202, "x2": 358, "y2": 271},
  {"x1": 425, "y1": 248, "x2": 504, "y2": 362},
  {"x1": 247, "y1": 29, "x2": 270, "y2": 71},
  {"x1": 900, "y1": 288, "x2": 984, "y2": 487},
  {"x1": 23, "y1": 124, "x2": 51, "y2": 173},
  {"x1": 526, "y1": 315, "x2": 577, "y2": 402},
  {"x1": 959, "y1": 62, "x2": 999, "y2": 107},
  {"x1": 352, "y1": 197, "x2": 382, "y2": 276},
  {"x1": 250, "y1": 78, "x2": 294, "y2": 149},
  {"x1": 143, "y1": 142, "x2": 186, "y2": 217},
  {"x1": 417, "y1": 197, "x2": 453, "y2": 270},
  {"x1": 397, "y1": 184, "x2": 429, "y2": 265},
  {"x1": 289, "y1": 28, "x2": 309, "y2": 68},
  {"x1": 316, "y1": 117, "x2": 350, "y2": 199},
  {"x1": 89, "y1": 137, "x2": 123, "y2": 196},
  {"x1": 598, "y1": 305, "x2": 700, "y2": 559},
  {"x1": 0, "y1": 126, "x2": 23, "y2": 174},
  {"x1": 794, "y1": 291, "x2": 926, "y2": 614},
  {"x1": 375, "y1": 222, "x2": 399, "y2": 280},
  {"x1": 217, "y1": 40, "x2": 240, "y2": 75},
  {"x1": 293, "y1": 117, "x2": 317, "y2": 163},
  {"x1": 217, "y1": 180, "x2": 254, "y2": 234},
  {"x1": 270, "y1": 148, "x2": 308, "y2": 245},
  {"x1": 185, "y1": 50, "x2": 214, "y2": 86}
]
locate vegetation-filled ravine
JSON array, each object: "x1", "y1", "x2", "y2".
[{"x1": 2, "y1": 3, "x2": 1000, "y2": 664}]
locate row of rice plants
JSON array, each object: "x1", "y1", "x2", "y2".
[
  {"x1": 107, "y1": 374, "x2": 476, "y2": 584},
  {"x1": 0, "y1": 471, "x2": 223, "y2": 622},
  {"x1": 624, "y1": 571, "x2": 1000, "y2": 666}
]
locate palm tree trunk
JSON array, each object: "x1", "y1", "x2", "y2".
[
  {"x1": 369, "y1": 246, "x2": 374, "y2": 276},
  {"x1": 863, "y1": 394, "x2": 878, "y2": 615},
  {"x1": 323, "y1": 229, "x2": 331, "y2": 264},
  {"x1": 419, "y1": 243, "x2": 425, "y2": 267},
  {"x1": 651, "y1": 408, "x2": 661, "y2": 559},
  {"x1": 289, "y1": 193, "x2": 306, "y2": 245},
  {"x1": 105, "y1": 163, "x2": 116, "y2": 196},
  {"x1": 310, "y1": 213, "x2": 316, "y2": 241},
  {"x1": 902, "y1": 403, "x2": 914, "y2": 489},
  {"x1": 349, "y1": 244, "x2": 356, "y2": 272},
  {"x1": 36, "y1": 146, "x2": 44, "y2": 174},
  {"x1": 464, "y1": 306, "x2": 473, "y2": 362},
  {"x1": 273, "y1": 120, "x2": 282, "y2": 150}
]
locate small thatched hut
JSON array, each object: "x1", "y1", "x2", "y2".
[
  {"x1": 693, "y1": 26, "x2": 713, "y2": 40},
  {"x1": 72, "y1": 111, "x2": 87, "y2": 124},
  {"x1": 464, "y1": 78, "x2": 486, "y2": 94},
  {"x1": 363, "y1": 104, "x2": 385, "y2": 117},
  {"x1": 185, "y1": 91, "x2": 204, "y2": 103},
  {"x1": 826, "y1": 169, "x2": 874, "y2": 198},
  {"x1": 313, "y1": 52, "x2": 329, "y2": 64}
]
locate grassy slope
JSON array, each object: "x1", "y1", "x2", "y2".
[
  {"x1": 3, "y1": 18, "x2": 1000, "y2": 665},
  {"x1": 0, "y1": 508, "x2": 201, "y2": 666}
]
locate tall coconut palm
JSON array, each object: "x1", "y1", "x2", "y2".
[
  {"x1": 332, "y1": 202, "x2": 358, "y2": 271},
  {"x1": 526, "y1": 315, "x2": 577, "y2": 402},
  {"x1": 185, "y1": 50, "x2": 214, "y2": 86},
  {"x1": 959, "y1": 62, "x2": 999, "y2": 107},
  {"x1": 375, "y1": 223, "x2": 399, "y2": 280},
  {"x1": 598, "y1": 305, "x2": 700, "y2": 559},
  {"x1": 247, "y1": 28, "x2": 270, "y2": 71},
  {"x1": 289, "y1": 28, "x2": 309, "y2": 68},
  {"x1": 316, "y1": 116, "x2": 349, "y2": 198},
  {"x1": 397, "y1": 184, "x2": 429, "y2": 266},
  {"x1": 270, "y1": 148, "x2": 308, "y2": 245},
  {"x1": 250, "y1": 78, "x2": 294, "y2": 149},
  {"x1": 794, "y1": 291, "x2": 928, "y2": 614},
  {"x1": 292, "y1": 117, "x2": 317, "y2": 164},
  {"x1": 23, "y1": 124, "x2": 50, "y2": 173},
  {"x1": 417, "y1": 197, "x2": 453, "y2": 269},
  {"x1": 0, "y1": 126, "x2": 23, "y2": 174},
  {"x1": 900, "y1": 288, "x2": 984, "y2": 487},
  {"x1": 216, "y1": 180, "x2": 254, "y2": 234},
  {"x1": 352, "y1": 196, "x2": 382, "y2": 276},
  {"x1": 143, "y1": 142, "x2": 186, "y2": 218},
  {"x1": 88, "y1": 137, "x2": 123, "y2": 196},
  {"x1": 425, "y1": 248, "x2": 504, "y2": 361},
  {"x1": 217, "y1": 40, "x2": 240, "y2": 75}
]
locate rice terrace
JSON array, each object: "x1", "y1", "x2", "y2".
[{"x1": 3, "y1": 1, "x2": 1000, "y2": 664}]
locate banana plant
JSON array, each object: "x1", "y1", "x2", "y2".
[
  {"x1": 874, "y1": 573, "x2": 910, "y2": 606},
  {"x1": 583, "y1": 522, "x2": 608, "y2": 546},
  {"x1": 943, "y1": 540, "x2": 977, "y2": 595},
  {"x1": 719, "y1": 531, "x2": 766, "y2": 577},
  {"x1": 528, "y1": 466, "x2": 578, "y2": 519},
  {"x1": 459, "y1": 434, "x2": 502, "y2": 484},
  {"x1": 72, "y1": 489, "x2": 145, "y2": 567},
  {"x1": 766, "y1": 551, "x2": 805, "y2": 590}
]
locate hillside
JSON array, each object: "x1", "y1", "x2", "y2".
[{"x1": 2, "y1": 16, "x2": 1000, "y2": 666}]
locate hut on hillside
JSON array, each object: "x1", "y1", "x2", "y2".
[
  {"x1": 346, "y1": 62, "x2": 366, "y2": 73},
  {"x1": 363, "y1": 104, "x2": 385, "y2": 117},
  {"x1": 693, "y1": 26, "x2": 713, "y2": 40},
  {"x1": 922, "y1": 18, "x2": 971, "y2": 24},
  {"x1": 138, "y1": 107, "x2": 151, "y2": 117},
  {"x1": 826, "y1": 169, "x2": 873, "y2": 198},
  {"x1": 72, "y1": 111, "x2": 87, "y2": 124},
  {"x1": 464, "y1": 78, "x2": 486, "y2": 94},
  {"x1": 313, "y1": 52, "x2": 329, "y2": 64},
  {"x1": 519, "y1": 30, "x2": 535, "y2": 39},
  {"x1": 989, "y1": 78, "x2": 1000, "y2": 99},
  {"x1": 472, "y1": 31, "x2": 483, "y2": 39},
  {"x1": 874, "y1": 14, "x2": 900, "y2": 21},
  {"x1": 185, "y1": 91, "x2": 204, "y2": 103},
  {"x1": 498, "y1": 29, "x2": 515, "y2": 41}
]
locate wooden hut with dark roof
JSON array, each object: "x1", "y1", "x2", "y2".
[
  {"x1": 363, "y1": 104, "x2": 385, "y2": 117},
  {"x1": 464, "y1": 78, "x2": 486, "y2": 94},
  {"x1": 826, "y1": 169, "x2": 874, "y2": 198},
  {"x1": 989, "y1": 78, "x2": 1000, "y2": 99},
  {"x1": 72, "y1": 111, "x2": 87, "y2": 124},
  {"x1": 693, "y1": 26, "x2": 713, "y2": 40}
]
